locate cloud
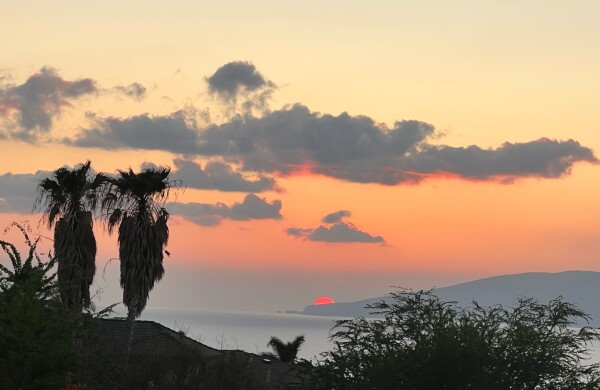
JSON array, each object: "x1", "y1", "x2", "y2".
[
  {"x1": 111, "y1": 82, "x2": 146, "y2": 100},
  {"x1": 322, "y1": 210, "x2": 351, "y2": 224},
  {"x1": 69, "y1": 109, "x2": 200, "y2": 154},
  {"x1": 0, "y1": 67, "x2": 97, "y2": 140},
  {"x1": 196, "y1": 104, "x2": 597, "y2": 184},
  {"x1": 206, "y1": 61, "x2": 276, "y2": 113},
  {"x1": 287, "y1": 211, "x2": 384, "y2": 244},
  {"x1": 206, "y1": 61, "x2": 274, "y2": 99},
  {"x1": 171, "y1": 158, "x2": 279, "y2": 192},
  {"x1": 308, "y1": 222, "x2": 385, "y2": 243},
  {"x1": 168, "y1": 193, "x2": 282, "y2": 226},
  {"x1": 0, "y1": 170, "x2": 51, "y2": 213},
  {"x1": 70, "y1": 104, "x2": 596, "y2": 185},
  {"x1": 401, "y1": 139, "x2": 595, "y2": 180}
]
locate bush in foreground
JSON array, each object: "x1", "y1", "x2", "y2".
[
  {"x1": 318, "y1": 289, "x2": 600, "y2": 389},
  {"x1": 0, "y1": 224, "x2": 83, "y2": 389}
]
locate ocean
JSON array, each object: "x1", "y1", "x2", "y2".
[
  {"x1": 109, "y1": 306, "x2": 600, "y2": 364},
  {"x1": 137, "y1": 307, "x2": 338, "y2": 360}
]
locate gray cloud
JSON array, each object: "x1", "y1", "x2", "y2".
[
  {"x1": 206, "y1": 61, "x2": 274, "y2": 99},
  {"x1": 206, "y1": 61, "x2": 276, "y2": 114},
  {"x1": 70, "y1": 103, "x2": 596, "y2": 185},
  {"x1": 196, "y1": 104, "x2": 596, "y2": 183},
  {"x1": 0, "y1": 170, "x2": 51, "y2": 213},
  {"x1": 168, "y1": 193, "x2": 282, "y2": 226},
  {"x1": 112, "y1": 82, "x2": 147, "y2": 100},
  {"x1": 171, "y1": 158, "x2": 278, "y2": 192},
  {"x1": 287, "y1": 211, "x2": 384, "y2": 244},
  {"x1": 401, "y1": 139, "x2": 595, "y2": 180},
  {"x1": 0, "y1": 67, "x2": 97, "y2": 140},
  {"x1": 69, "y1": 109, "x2": 200, "y2": 154},
  {"x1": 309, "y1": 222, "x2": 385, "y2": 243},
  {"x1": 322, "y1": 210, "x2": 351, "y2": 224}
]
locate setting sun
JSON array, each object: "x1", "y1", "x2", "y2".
[{"x1": 314, "y1": 296, "x2": 335, "y2": 305}]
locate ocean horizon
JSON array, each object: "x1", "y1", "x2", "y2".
[
  {"x1": 108, "y1": 305, "x2": 340, "y2": 360},
  {"x1": 104, "y1": 306, "x2": 600, "y2": 365}
]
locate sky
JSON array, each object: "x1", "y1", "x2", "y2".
[{"x1": 1, "y1": 1, "x2": 600, "y2": 312}]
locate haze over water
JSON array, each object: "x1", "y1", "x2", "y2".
[{"x1": 127, "y1": 306, "x2": 600, "y2": 365}]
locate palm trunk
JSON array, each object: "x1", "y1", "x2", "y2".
[{"x1": 123, "y1": 309, "x2": 136, "y2": 374}]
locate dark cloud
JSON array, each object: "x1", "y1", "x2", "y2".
[
  {"x1": 69, "y1": 103, "x2": 596, "y2": 185},
  {"x1": 69, "y1": 109, "x2": 200, "y2": 154},
  {"x1": 112, "y1": 82, "x2": 146, "y2": 100},
  {"x1": 0, "y1": 170, "x2": 51, "y2": 213},
  {"x1": 0, "y1": 67, "x2": 97, "y2": 140},
  {"x1": 401, "y1": 139, "x2": 596, "y2": 180},
  {"x1": 196, "y1": 104, "x2": 597, "y2": 184},
  {"x1": 287, "y1": 211, "x2": 384, "y2": 244},
  {"x1": 322, "y1": 210, "x2": 351, "y2": 224},
  {"x1": 206, "y1": 61, "x2": 273, "y2": 99},
  {"x1": 309, "y1": 222, "x2": 385, "y2": 243},
  {"x1": 168, "y1": 193, "x2": 282, "y2": 226},
  {"x1": 206, "y1": 61, "x2": 276, "y2": 114},
  {"x1": 172, "y1": 158, "x2": 278, "y2": 192}
]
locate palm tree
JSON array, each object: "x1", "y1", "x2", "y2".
[
  {"x1": 36, "y1": 161, "x2": 106, "y2": 312},
  {"x1": 263, "y1": 335, "x2": 306, "y2": 363},
  {"x1": 102, "y1": 166, "x2": 179, "y2": 323}
]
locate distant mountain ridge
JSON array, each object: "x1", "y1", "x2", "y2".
[{"x1": 295, "y1": 271, "x2": 600, "y2": 326}]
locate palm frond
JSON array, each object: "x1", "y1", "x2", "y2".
[
  {"x1": 100, "y1": 166, "x2": 180, "y2": 321},
  {"x1": 35, "y1": 161, "x2": 104, "y2": 311},
  {"x1": 267, "y1": 335, "x2": 305, "y2": 363}
]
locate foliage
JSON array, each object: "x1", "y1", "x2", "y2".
[
  {"x1": 35, "y1": 161, "x2": 109, "y2": 311},
  {"x1": 318, "y1": 289, "x2": 600, "y2": 390},
  {"x1": 262, "y1": 335, "x2": 306, "y2": 363},
  {"x1": 101, "y1": 166, "x2": 181, "y2": 320},
  {"x1": 0, "y1": 223, "x2": 82, "y2": 389}
]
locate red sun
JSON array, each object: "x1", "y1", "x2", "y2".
[{"x1": 314, "y1": 296, "x2": 335, "y2": 305}]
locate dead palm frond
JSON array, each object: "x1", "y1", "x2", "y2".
[
  {"x1": 101, "y1": 166, "x2": 182, "y2": 320},
  {"x1": 35, "y1": 161, "x2": 108, "y2": 311}
]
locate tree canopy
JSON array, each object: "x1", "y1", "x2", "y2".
[
  {"x1": 263, "y1": 335, "x2": 306, "y2": 363},
  {"x1": 318, "y1": 289, "x2": 600, "y2": 390},
  {"x1": 35, "y1": 161, "x2": 108, "y2": 311}
]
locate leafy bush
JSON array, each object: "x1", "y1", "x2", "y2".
[
  {"x1": 0, "y1": 224, "x2": 82, "y2": 390},
  {"x1": 318, "y1": 289, "x2": 600, "y2": 389}
]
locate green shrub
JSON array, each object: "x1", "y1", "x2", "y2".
[{"x1": 318, "y1": 289, "x2": 600, "y2": 389}]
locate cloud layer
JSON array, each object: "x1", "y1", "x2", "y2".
[
  {"x1": 0, "y1": 67, "x2": 97, "y2": 140},
  {"x1": 72, "y1": 103, "x2": 596, "y2": 185},
  {"x1": 287, "y1": 210, "x2": 384, "y2": 244},
  {"x1": 0, "y1": 68, "x2": 148, "y2": 141},
  {"x1": 0, "y1": 167, "x2": 282, "y2": 225},
  {"x1": 0, "y1": 170, "x2": 50, "y2": 213},
  {"x1": 71, "y1": 110, "x2": 200, "y2": 154},
  {"x1": 5, "y1": 63, "x2": 596, "y2": 188},
  {"x1": 171, "y1": 158, "x2": 278, "y2": 193},
  {"x1": 169, "y1": 193, "x2": 282, "y2": 226}
]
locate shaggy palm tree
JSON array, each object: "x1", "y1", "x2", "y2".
[
  {"x1": 36, "y1": 161, "x2": 106, "y2": 312},
  {"x1": 102, "y1": 166, "x2": 179, "y2": 323},
  {"x1": 263, "y1": 335, "x2": 306, "y2": 363}
]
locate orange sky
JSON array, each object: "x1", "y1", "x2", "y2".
[{"x1": 1, "y1": 1, "x2": 600, "y2": 311}]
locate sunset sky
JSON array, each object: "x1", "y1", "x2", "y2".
[{"x1": 1, "y1": 1, "x2": 600, "y2": 312}]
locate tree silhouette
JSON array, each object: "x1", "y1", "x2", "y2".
[
  {"x1": 36, "y1": 161, "x2": 107, "y2": 311},
  {"x1": 102, "y1": 166, "x2": 179, "y2": 322},
  {"x1": 264, "y1": 335, "x2": 305, "y2": 363},
  {"x1": 0, "y1": 223, "x2": 80, "y2": 389},
  {"x1": 319, "y1": 289, "x2": 600, "y2": 389}
]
